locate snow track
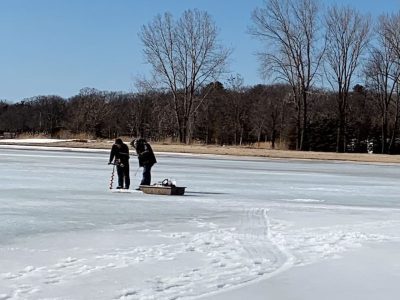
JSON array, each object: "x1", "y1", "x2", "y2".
[
  {"x1": 0, "y1": 208, "x2": 398, "y2": 300},
  {"x1": 1, "y1": 148, "x2": 400, "y2": 299},
  {"x1": 0, "y1": 210, "x2": 296, "y2": 299}
]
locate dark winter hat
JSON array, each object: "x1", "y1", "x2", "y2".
[{"x1": 115, "y1": 138, "x2": 123, "y2": 145}]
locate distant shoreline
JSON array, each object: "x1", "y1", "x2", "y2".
[{"x1": 1, "y1": 138, "x2": 400, "y2": 165}]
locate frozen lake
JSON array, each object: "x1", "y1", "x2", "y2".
[{"x1": 1, "y1": 147, "x2": 400, "y2": 299}]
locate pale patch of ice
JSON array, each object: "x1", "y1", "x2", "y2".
[{"x1": 280, "y1": 198, "x2": 325, "y2": 203}]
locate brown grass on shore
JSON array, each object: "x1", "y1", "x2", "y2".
[{"x1": 2, "y1": 138, "x2": 400, "y2": 164}]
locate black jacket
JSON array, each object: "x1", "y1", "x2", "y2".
[
  {"x1": 135, "y1": 140, "x2": 156, "y2": 167},
  {"x1": 109, "y1": 143, "x2": 130, "y2": 165}
]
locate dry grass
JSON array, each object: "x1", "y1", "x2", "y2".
[
  {"x1": 4, "y1": 138, "x2": 400, "y2": 164},
  {"x1": 17, "y1": 132, "x2": 50, "y2": 139}
]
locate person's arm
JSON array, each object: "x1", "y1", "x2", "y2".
[
  {"x1": 109, "y1": 145, "x2": 116, "y2": 164},
  {"x1": 119, "y1": 144, "x2": 130, "y2": 159},
  {"x1": 139, "y1": 144, "x2": 150, "y2": 156}
]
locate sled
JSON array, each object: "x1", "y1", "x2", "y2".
[{"x1": 139, "y1": 185, "x2": 186, "y2": 195}]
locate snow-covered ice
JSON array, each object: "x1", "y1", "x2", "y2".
[{"x1": 0, "y1": 147, "x2": 400, "y2": 299}]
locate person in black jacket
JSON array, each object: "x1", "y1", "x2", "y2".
[
  {"x1": 108, "y1": 138, "x2": 130, "y2": 189},
  {"x1": 131, "y1": 138, "x2": 157, "y2": 187}
]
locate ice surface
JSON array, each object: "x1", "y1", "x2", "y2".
[
  {"x1": 0, "y1": 139, "x2": 73, "y2": 144},
  {"x1": 0, "y1": 147, "x2": 399, "y2": 299}
]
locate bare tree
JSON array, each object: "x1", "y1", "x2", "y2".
[
  {"x1": 384, "y1": 11, "x2": 400, "y2": 60},
  {"x1": 248, "y1": 84, "x2": 288, "y2": 149},
  {"x1": 365, "y1": 13, "x2": 400, "y2": 153},
  {"x1": 248, "y1": 85, "x2": 269, "y2": 146},
  {"x1": 250, "y1": 0, "x2": 325, "y2": 150},
  {"x1": 324, "y1": 5, "x2": 371, "y2": 152},
  {"x1": 226, "y1": 74, "x2": 247, "y2": 145},
  {"x1": 67, "y1": 88, "x2": 111, "y2": 138},
  {"x1": 193, "y1": 81, "x2": 228, "y2": 144},
  {"x1": 32, "y1": 96, "x2": 66, "y2": 136},
  {"x1": 139, "y1": 9, "x2": 231, "y2": 143}
]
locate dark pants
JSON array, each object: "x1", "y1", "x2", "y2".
[
  {"x1": 117, "y1": 164, "x2": 130, "y2": 189},
  {"x1": 140, "y1": 164, "x2": 152, "y2": 185}
]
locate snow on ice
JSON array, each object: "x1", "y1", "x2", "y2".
[{"x1": 0, "y1": 146, "x2": 400, "y2": 299}]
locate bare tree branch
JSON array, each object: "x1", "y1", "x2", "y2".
[
  {"x1": 250, "y1": 0, "x2": 325, "y2": 150},
  {"x1": 139, "y1": 9, "x2": 231, "y2": 143},
  {"x1": 324, "y1": 5, "x2": 371, "y2": 152}
]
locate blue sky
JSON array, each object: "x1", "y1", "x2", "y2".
[{"x1": 0, "y1": 0, "x2": 399, "y2": 102}]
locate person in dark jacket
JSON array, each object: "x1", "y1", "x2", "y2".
[
  {"x1": 108, "y1": 138, "x2": 130, "y2": 189},
  {"x1": 131, "y1": 138, "x2": 156, "y2": 187}
]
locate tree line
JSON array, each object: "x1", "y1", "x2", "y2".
[
  {"x1": 0, "y1": 82, "x2": 386, "y2": 153},
  {"x1": 0, "y1": 0, "x2": 399, "y2": 154}
]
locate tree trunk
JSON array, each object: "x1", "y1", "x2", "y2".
[
  {"x1": 389, "y1": 89, "x2": 400, "y2": 154},
  {"x1": 336, "y1": 111, "x2": 345, "y2": 153},
  {"x1": 381, "y1": 109, "x2": 388, "y2": 154},
  {"x1": 296, "y1": 105, "x2": 302, "y2": 150},
  {"x1": 271, "y1": 128, "x2": 276, "y2": 149}
]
